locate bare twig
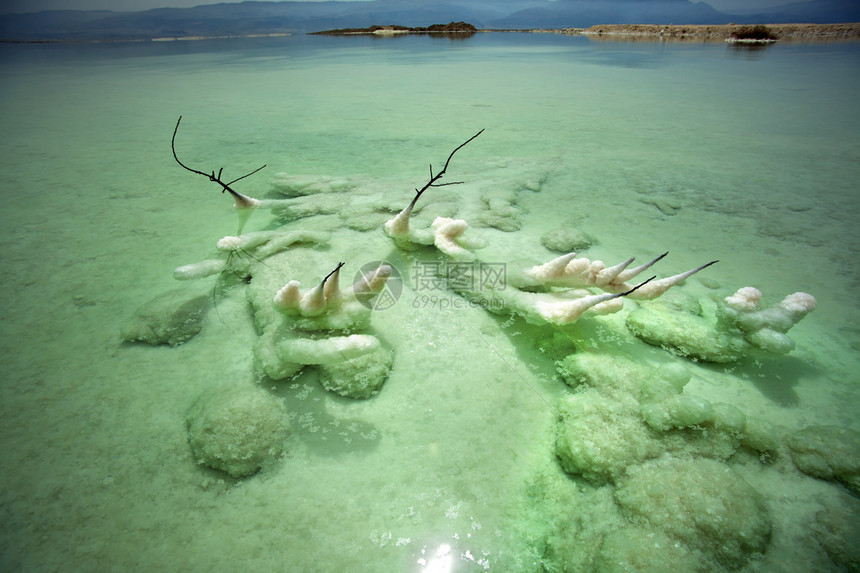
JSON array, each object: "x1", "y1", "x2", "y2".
[
  {"x1": 171, "y1": 116, "x2": 266, "y2": 203},
  {"x1": 407, "y1": 129, "x2": 484, "y2": 211}
]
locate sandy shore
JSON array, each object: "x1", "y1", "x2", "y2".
[{"x1": 567, "y1": 23, "x2": 860, "y2": 42}]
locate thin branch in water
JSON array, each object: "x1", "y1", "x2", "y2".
[
  {"x1": 407, "y1": 128, "x2": 484, "y2": 212},
  {"x1": 226, "y1": 164, "x2": 267, "y2": 186},
  {"x1": 171, "y1": 116, "x2": 266, "y2": 203}
]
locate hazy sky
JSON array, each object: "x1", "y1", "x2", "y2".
[{"x1": 0, "y1": 0, "x2": 805, "y2": 16}]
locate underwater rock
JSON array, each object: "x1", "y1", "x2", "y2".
[
  {"x1": 592, "y1": 526, "x2": 703, "y2": 573},
  {"x1": 738, "y1": 416, "x2": 781, "y2": 454},
  {"x1": 615, "y1": 457, "x2": 772, "y2": 568},
  {"x1": 557, "y1": 352, "x2": 650, "y2": 399},
  {"x1": 473, "y1": 190, "x2": 522, "y2": 231},
  {"x1": 558, "y1": 353, "x2": 778, "y2": 459},
  {"x1": 639, "y1": 364, "x2": 778, "y2": 455},
  {"x1": 540, "y1": 227, "x2": 596, "y2": 253},
  {"x1": 787, "y1": 425, "x2": 860, "y2": 494},
  {"x1": 556, "y1": 389, "x2": 661, "y2": 484},
  {"x1": 121, "y1": 288, "x2": 209, "y2": 346},
  {"x1": 811, "y1": 493, "x2": 860, "y2": 571},
  {"x1": 639, "y1": 363, "x2": 714, "y2": 431},
  {"x1": 319, "y1": 343, "x2": 394, "y2": 399},
  {"x1": 626, "y1": 299, "x2": 747, "y2": 363},
  {"x1": 186, "y1": 384, "x2": 290, "y2": 478}
]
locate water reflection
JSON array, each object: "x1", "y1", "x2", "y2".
[{"x1": 418, "y1": 543, "x2": 454, "y2": 572}]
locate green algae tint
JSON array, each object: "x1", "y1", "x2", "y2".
[{"x1": 1, "y1": 34, "x2": 858, "y2": 572}]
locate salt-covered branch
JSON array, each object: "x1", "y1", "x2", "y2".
[
  {"x1": 173, "y1": 230, "x2": 330, "y2": 280},
  {"x1": 272, "y1": 262, "x2": 393, "y2": 331},
  {"x1": 385, "y1": 129, "x2": 483, "y2": 243},
  {"x1": 523, "y1": 251, "x2": 717, "y2": 299}
]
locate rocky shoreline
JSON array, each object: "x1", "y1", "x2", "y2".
[
  {"x1": 568, "y1": 23, "x2": 860, "y2": 42},
  {"x1": 312, "y1": 22, "x2": 477, "y2": 36},
  {"x1": 312, "y1": 22, "x2": 860, "y2": 43}
]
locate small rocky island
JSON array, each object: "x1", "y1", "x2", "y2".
[{"x1": 312, "y1": 21, "x2": 477, "y2": 36}]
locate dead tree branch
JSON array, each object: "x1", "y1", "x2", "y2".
[
  {"x1": 407, "y1": 129, "x2": 484, "y2": 212},
  {"x1": 171, "y1": 116, "x2": 266, "y2": 204}
]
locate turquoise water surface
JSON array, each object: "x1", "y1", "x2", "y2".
[{"x1": 1, "y1": 33, "x2": 858, "y2": 571}]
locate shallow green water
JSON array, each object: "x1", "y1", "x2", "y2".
[{"x1": 1, "y1": 33, "x2": 858, "y2": 571}]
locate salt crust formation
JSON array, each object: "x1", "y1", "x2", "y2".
[
  {"x1": 540, "y1": 226, "x2": 595, "y2": 253},
  {"x1": 811, "y1": 493, "x2": 860, "y2": 571},
  {"x1": 555, "y1": 355, "x2": 779, "y2": 485},
  {"x1": 787, "y1": 425, "x2": 860, "y2": 495},
  {"x1": 614, "y1": 457, "x2": 771, "y2": 568},
  {"x1": 160, "y1": 127, "x2": 829, "y2": 535},
  {"x1": 592, "y1": 525, "x2": 702, "y2": 572},
  {"x1": 627, "y1": 286, "x2": 816, "y2": 362},
  {"x1": 186, "y1": 384, "x2": 290, "y2": 478},
  {"x1": 172, "y1": 223, "x2": 395, "y2": 401},
  {"x1": 173, "y1": 230, "x2": 330, "y2": 281},
  {"x1": 158, "y1": 136, "x2": 849, "y2": 573},
  {"x1": 385, "y1": 199, "x2": 720, "y2": 325},
  {"x1": 252, "y1": 260, "x2": 395, "y2": 399},
  {"x1": 536, "y1": 351, "x2": 783, "y2": 570},
  {"x1": 121, "y1": 288, "x2": 208, "y2": 346}
]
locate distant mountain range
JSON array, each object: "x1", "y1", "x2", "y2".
[{"x1": 1, "y1": 0, "x2": 857, "y2": 42}]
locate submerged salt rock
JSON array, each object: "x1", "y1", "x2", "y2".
[
  {"x1": 319, "y1": 344, "x2": 394, "y2": 399},
  {"x1": 811, "y1": 493, "x2": 860, "y2": 571},
  {"x1": 540, "y1": 227, "x2": 596, "y2": 253},
  {"x1": 626, "y1": 299, "x2": 746, "y2": 362},
  {"x1": 474, "y1": 191, "x2": 521, "y2": 231},
  {"x1": 269, "y1": 173, "x2": 356, "y2": 197},
  {"x1": 186, "y1": 385, "x2": 289, "y2": 478},
  {"x1": 121, "y1": 288, "x2": 209, "y2": 346},
  {"x1": 556, "y1": 352, "x2": 650, "y2": 399},
  {"x1": 615, "y1": 457, "x2": 771, "y2": 568},
  {"x1": 593, "y1": 526, "x2": 701, "y2": 573},
  {"x1": 788, "y1": 425, "x2": 860, "y2": 494},
  {"x1": 555, "y1": 390, "x2": 660, "y2": 483}
]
